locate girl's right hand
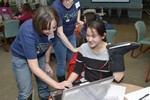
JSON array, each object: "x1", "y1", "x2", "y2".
[{"x1": 57, "y1": 81, "x2": 73, "y2": 89}]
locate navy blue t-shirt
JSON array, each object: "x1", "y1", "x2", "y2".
[
  {"x1": 51, "y1": 0, "x2": 80, "y2": 36},
  {"x1": 11, "y1": 19, "x2": 52, "y2": 59}
]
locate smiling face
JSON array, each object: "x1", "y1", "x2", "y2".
[
  {"x1": 42, "y1": 19, "x2": 57, "y2": 36},
  {"x1": 62, "y1": 0, "x2": 74, "y2": 9},
  {"x1": 86, "y1": 27, "x2": 104, "y2": 49},
  {"x1": 18, "y1": 6, "x2": 22, "y2": 13}
]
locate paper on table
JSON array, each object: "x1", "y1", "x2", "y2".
[
  {"x1": 105, "y1": 84, "x2": 126, "y2": 100},
  {"x1": 125, "y1": 87, "x2": 150, "y2": 100}
]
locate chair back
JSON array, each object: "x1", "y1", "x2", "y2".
[
  {"x1": 83, "y1": 9, "x2": 96, "y2": 15},
  {"x1": 110, "y1": 8, "x2": 119, "y2": 17},
  {"x1": 2, "y1": 14, "x2": 11, "y2": 21},
  {"x1": 4, "y1": 20, "x2": 19, "y2": 38},
  {"x1": 103, "y1": 8, "x2": 110, "y2": 17},
  {"x1": 106, "y1": 30, "x2": 116, "y2": 43},
  {"x1": 120, "y1": 8, "x2": 128, "y2": 17},
  {"x1": 135, "y1": 21, "x2": 147, "y2": 42},
  {"x1": 102, "y1": 8, "x2": 110, "y2": 22}
]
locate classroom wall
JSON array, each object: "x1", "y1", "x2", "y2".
[{"x1": 80, "y1": 0, "x2": 143, "y2": 18}]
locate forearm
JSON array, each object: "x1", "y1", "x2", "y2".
[
  {"x1": 77, "y1": 10, "x2": 84, "y2": 25},
  {"x1": 57, "y1": 27, "x2": 77, "y2": 52},
  {"x1": 67, "y1": 72, "x2": 79, "y2": 83},
  {"x1": 77, "y1": 9, "x2": 81, "y2": 23},
  {"x1": 28, "y1": 59, "x2": 58, "y2": 88},
  {"x1": 33, "y1": 66, "x2": 58, "y2": 88},
  {"x1": 58, "y1": 33, "x2": 74, "y2": 51}
]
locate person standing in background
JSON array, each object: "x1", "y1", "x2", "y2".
[
  {"x1": 51, "y1": 0, "x2": 84, "y2": 82},
  {"x1": 11, "y1": 6, "x2": 72, "y2": 100},
  {"x1": 0, "y1": 0, "x2": 13, "y2": 18},
  {"x1": 16, "y1": 3, "x2": 33, "y2": 25},
  {"x1": 67, "y1": 20, "x2": 124, "y2": 83}
]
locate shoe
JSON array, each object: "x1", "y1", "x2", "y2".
[
  {"x1": 106, "y1": 42, "x2": 141, "y2": 72},
  {"x1": 57, "y1": 75, "x2": 66, "y2": 82}
]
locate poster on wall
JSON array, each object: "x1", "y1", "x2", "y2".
[{"x1": 92, "y1": 0, "x2": 130, "y2": 2}]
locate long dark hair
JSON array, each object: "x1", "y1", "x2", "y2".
[
  {"x1": 87, "y1": 20, "x2": 107, "y2": 42},
  {"x1": 84, "y1": 12, "x2": 96, "y2": 27}
]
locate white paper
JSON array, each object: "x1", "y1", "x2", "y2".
[
  {"x1": 125, "y1": 87, "x2": 150, "y2": 100},
  {"x1": 105, "y1": 84, "x2": 126, "y2": 100}
]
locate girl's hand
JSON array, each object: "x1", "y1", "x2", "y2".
[
  {"x1": 78, "y1": 20, "x2": 84, "y2": 25},
  {"x1": 56, "y1": 81, "x2": 73, "y2": 89}
]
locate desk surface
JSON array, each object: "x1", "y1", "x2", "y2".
[
  {"x1": 114, "y1": 83, "x2": 143, "y2": 100},
  {"x1": 118, "y1": 83, "x2": 143, "y2": 94}
]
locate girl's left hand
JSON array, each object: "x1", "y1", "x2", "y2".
[{"x1": 78, "y1": 20, "x2": 84, "y2": 25}]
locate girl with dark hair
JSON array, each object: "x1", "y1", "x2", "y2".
[
  {"x1": 67, "y1": 20, "x2": 124, "y2": 83},
  {"x1": 16, "y1": 3, "x2": 33, "y2": 25},
  {"x1": 13, "y1": 5, "x2": 22, "y2": 19}
]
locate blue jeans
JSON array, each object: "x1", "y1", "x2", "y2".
[
  {"x1": 53, "y1": 34, "x2": 76, "y2": 76},
  {"x1": 12, "y1": 55, "x2": 50, "y2": 100}
]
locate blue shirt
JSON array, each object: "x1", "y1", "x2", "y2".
[
  {"x1": 51, "y1": 0, "x2": 80, "y2": 36},
  {"x1": 11, "y1": 19, "x2": 52, "y2": 59}
]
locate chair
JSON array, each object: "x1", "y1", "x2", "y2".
[
  {"x1": 81, "y1": 6, "x2": 89, "y2": 15},
  {"x1": 119, "y1": 8, "x2": 129, "y2": 24},
  {"x1": 83, "y1": 9, "x2": 96, "y2": 15},
  {"x1": 0, "y1": 20, "x2": 19, "y2": 52},
  {"x1": 102, "y1": 8, "x2": 110, "y2": 23},
  {"x1": 145, "y1": 63, "x2": 150, "y2": 82},
  {"x1": 110, "y1": 8, "x2": 119, "y2": 23},
  {"x1": 2, "y1": 14, "x2": 11, "y2": 21},
  {"x1": 131, "y1": 21, "x2": 150, "y2": 58},
  {"x1": 106, "y1": 30, "x2": 116, "y2": 44},
  {"x1": 96, "y1": 7, "x2": 101, "y2": 13}
]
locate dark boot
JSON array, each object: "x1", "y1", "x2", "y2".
[{"x1": 57, "y1": 75, "x2": 65, "y2": 82}]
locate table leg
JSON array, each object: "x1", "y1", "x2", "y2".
[{"x1": 145, "y1": 63, "x2": 150, "y2": 82}]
